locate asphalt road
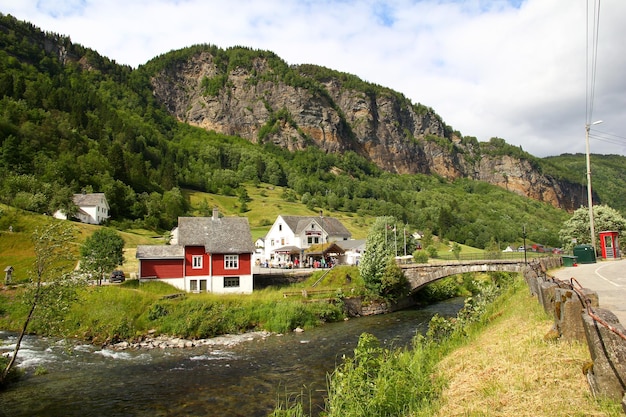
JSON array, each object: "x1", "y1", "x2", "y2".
[{"x1": 552, "y1": 258, "x2": 626, "y2": 326}]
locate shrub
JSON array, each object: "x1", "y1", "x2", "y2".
[{"x1": 413, "y1": 250, "x2": 429, "y2": 263}]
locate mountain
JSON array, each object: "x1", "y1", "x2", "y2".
[
  {"x1": 2, "y1": 12, "x2": 620, "y2": 250},
  {"x1": 142, "y1": 45, "x2": 587, "y2": 211},
  {"x1": 542, "y1": 153, "x2": 626, "y2": 215}
]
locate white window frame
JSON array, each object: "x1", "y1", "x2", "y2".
[
  {"x1": 224, "y1": 254, "x2": 239, "y2": 269},
  {"x1": 192, "y1": 255, "x2": 203, "y2": 269}
]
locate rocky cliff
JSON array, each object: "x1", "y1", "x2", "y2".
[{"x1": 148, "y1": 47, "x2": 586, "y2": 211}]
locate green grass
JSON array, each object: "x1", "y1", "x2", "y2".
[
  {"x1": 184, "y1": 185, "x2": 372, "y2": 240},
  {"x1": 0, "y1": 279, "x2": 347, "y2": 343},
  {"x1": 0, "y1": 205, "x2": 164, "y2": 283},
  {"x1": 290, "y1": 275, "x2": 622, "y2": 417}
]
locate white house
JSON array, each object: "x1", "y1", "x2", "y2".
[
  {"x1": 53, "y1": 193, "x2": 110, "y2": 225},
  {"x1": 336, "y1": 239, "x2": 366, "y2": 265},
  {"x1": 261, "y1": 214, "x2": 352, "y2": 266}
]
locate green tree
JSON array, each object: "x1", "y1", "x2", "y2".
[
  {"x1": 48, "y1": 185, "x2": 77, "y2": 219},
  {"x1": 484, "y1": 237, "x2": 502, "y2": 259},
  {"x1": 162, "y1": 187, "x2": 188, "y2": 228},
  {"x1": 359, "y1": 216, "x2": 396, "y2": 297},
  {"x1": 80, "y1": 228, "x2": 125, "y2": 285},
  {"x1": 1, "y1": 222, "x2": 85, "y2": 384},
  {"x1": 380, "y1": 260, "x2": 409, "y2": 301},
  {"x1": 451, "y1": 242, "x2": 462, "y2": 260},
  {"x1": 559, "y1": 205, "x2": 626, "y2": 252}
]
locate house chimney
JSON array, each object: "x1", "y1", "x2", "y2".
[{"x1": 212, "y1": 207, "x2": 219, "y2": 220}]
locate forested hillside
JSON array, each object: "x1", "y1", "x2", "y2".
[
  {"x1": 0, "y1": 12, "x2": 593, "y2": 249},
  {"x1": 542, "y1": 153, "x2": 626, "y2": 215}
]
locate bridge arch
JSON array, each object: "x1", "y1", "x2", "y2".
[{"x1": 401, "y1": 260, "x2": 527, "y2": 293}]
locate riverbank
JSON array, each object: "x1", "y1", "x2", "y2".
[
  {"x1": 431, "y1": 278, "x2": 621, "y2": 416},
  {"x1": 107, "y1": 330, "x2": 273, "y2": 351}
]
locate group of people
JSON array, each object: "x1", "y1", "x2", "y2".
[{"x1": 257, "y1": 256, "x2": 335, "y2": 269}]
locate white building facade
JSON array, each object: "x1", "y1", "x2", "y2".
[{"x1": 261, "y1": 215, "x2": 352, "y2": 267}]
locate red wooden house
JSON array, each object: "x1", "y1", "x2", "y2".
[{"x1": 136, "y1": 210, "x2": 255, "y2": 293}]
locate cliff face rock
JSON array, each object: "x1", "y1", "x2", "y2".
[
  {"x1": 149, "y1": 49, "x2": 584, "y2": 211},
  {"x1": 472, "y1": 156, "x2": 584, "y2": 209}
]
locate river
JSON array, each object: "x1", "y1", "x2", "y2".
[{"x1": 0, "y1": 298, "x2": 463, "y2": 417}]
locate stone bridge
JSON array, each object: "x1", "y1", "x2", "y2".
[{"x1": 401, "y1": 259, "x2": 530, "y2": 293}]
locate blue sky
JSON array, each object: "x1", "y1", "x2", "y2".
[{"x1": 1, "y1": 0, "x2": 625, "y2": 158}]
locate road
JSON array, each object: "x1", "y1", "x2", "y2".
[{"x1": 552, "y1": 258, "x2": 626, "y2": 326}]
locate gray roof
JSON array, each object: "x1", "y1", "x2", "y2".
[
  {"x1": 136, "y1": 245, "x2": 185, "y2": 259},
  {"x1": 280, "y1": 215, "x2": 351, "y2": 238},
  {"x1": 177, "y1": 216, "x2": 255, "y2": 254},
  {"x1": 336, "y1": 239, "x2": 366, "y2": 251},
  {"x1": 73, "y1": 193, "x2": 108, "y2": 207}
]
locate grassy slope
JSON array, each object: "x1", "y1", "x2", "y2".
[
  {"x1": 1, "y1": 185, "x2": 372, "y2": 281},
  {"x1": 185, "y1": 184, "x2": 373, "y2": 240},
  {"x1": 431, "y1": 274, "x2": 622, "y2": 417},
  {"x1": 0, "y1": 204, "x2": 159, "y2": 282}
]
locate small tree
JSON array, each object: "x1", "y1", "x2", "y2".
[
  {"x1": 451, "y1": 242, "x2": 462, "y2": 260},
  {"x1": 484, "y1": 237, "x2": 502, "y2": 259},
  {"x1": 1, "y1": 222, "x2": 84, "y2": 384},
  {"x1": 380, "y1": 260, "x2": 409, "y2": 301},
  {"x1": 80, "y1": 228, "x2": 125, "y2": 285},
  {"x1": 559, "y1": 205, "x2": 626, "y2": 252},
  {"x1": 359, "y1": 216, "x2": 396, "y2": 296},
  {"x1": 413, "y1": 249, "x2": 429, "y2": 263}
]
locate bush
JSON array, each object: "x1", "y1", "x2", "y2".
[
  {"x1": 413, "y1": 250, "x2": 429, "y2": 263},
  {"x1": 426, "y1": 245, "x2": 438, "y2": 258}
]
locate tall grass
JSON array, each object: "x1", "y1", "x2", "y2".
[
  {"x1": 0, "y1": 280, "x2": 346, "y2": 343},
  {"x1": 320, "y1": 275, "x2": 509, "y2": 417},
  {"x1": 279, "y1": 273, "x2": 621, "y2": 417}
]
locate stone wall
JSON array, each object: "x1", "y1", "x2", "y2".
[{"x1": 524, "y1": 258, "x2": 626, "y2": 411}]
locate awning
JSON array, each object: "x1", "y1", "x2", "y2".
[
  {"x1": 273, "y1": 245, "x2": 302, "y2": 254},
  {"x1": 304, "y1": 242, "x2": 345, "y2": 256}
]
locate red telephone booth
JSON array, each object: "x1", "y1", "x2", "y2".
[{"x1": 598, "y1": 231, "x2": 621, "y2": 260}]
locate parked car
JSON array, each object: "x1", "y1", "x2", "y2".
[{"x1": 110, "y1": 270, "x2": 125, "y2": 283}]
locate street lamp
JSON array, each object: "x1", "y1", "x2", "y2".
[{"x1": 585, "y1": 120, "x2": 603, "y2": 253}]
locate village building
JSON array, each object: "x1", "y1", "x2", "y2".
[
  {"x1": 136, "y1": 209, "x2": 255, "y2": 294},
  {"x1": 260, "y1": 214, "x2": 352, "y2": 267},
  {"x1": 336, "y1": 239, "x2": 366, "y2": 265},
  {"x1": 53, "y1": 192, "x2": 110, "y2": 225}
]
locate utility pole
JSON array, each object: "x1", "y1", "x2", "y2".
[{"x1": 585, "y1": 120, "x2": 602, "y2": 253}]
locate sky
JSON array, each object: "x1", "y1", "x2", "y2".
[{"x1": 2, "y1": 0, "x2": 625, "y2": 158}]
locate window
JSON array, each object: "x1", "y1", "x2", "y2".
[
  {"x1": 224, "y1": 277, "x2": 240, "y2": 288},
  {"x1": 279, "y1": 224, "x2": 282, "y2": 231},
  {"x1": 190, "y1": 280, "x2": 198, "y2": 292},
  {"x1": 224, "y1": 254, "x2": 239, "y2": 269},
  {"x1": 314, "y1": 237, "x2": 320, "y2": 244},
  {"x1": 200, "y1": 280, "x2": 207, "y2": 292},
  {"x1": 308, "y1": 237, "x2": 313, "y2": 244},
  {"x1": 192, "y1": 255, "x2": 203, "y2": 269}
]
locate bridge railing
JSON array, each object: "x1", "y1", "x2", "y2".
[{"x1": 411, "y1": 251, "x2": 553, "y2": 263}]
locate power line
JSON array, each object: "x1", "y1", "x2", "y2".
[
  {"x1": 588, "y1": 129, "x2": 626, "y2": 148},
  {"x1": 585, "y1": 0, "x2": 602, "y2": 125}
]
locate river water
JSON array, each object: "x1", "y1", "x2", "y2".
[{"x1": 0, "y1": 298, "x2": 463, "y2": 417}]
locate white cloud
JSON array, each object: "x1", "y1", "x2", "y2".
[{"x1": 1, "y1": 0, "x2": 625, "y2": 157}]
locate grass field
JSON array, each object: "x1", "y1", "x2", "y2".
[
  {"x1": 1, "y1": 185, "x2": 496, "y2": 281},
  {"x1": 431, "y1": 278, "x2": 622, "y2": 417},
  {"x1": 184, "y1": 185, "x2": 372, "y2": 240}
]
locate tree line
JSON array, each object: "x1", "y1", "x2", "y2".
[{"x1": 0, "y1": 13, "x2": 569, "y2": 248}]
